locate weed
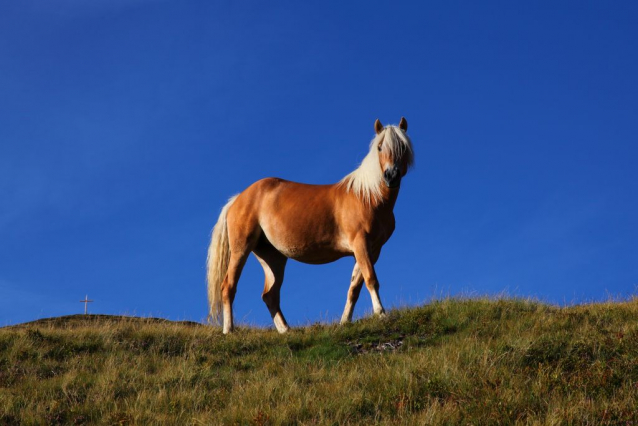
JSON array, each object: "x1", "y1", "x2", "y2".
[{"x1": 1, "y1": 298, "x2": 637, "y2": 424}]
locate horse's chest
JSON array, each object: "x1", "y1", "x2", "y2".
[{"x1": 369, "y1": 215, "x2": 396, "y2": 247}]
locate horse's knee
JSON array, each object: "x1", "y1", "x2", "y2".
[
  {"x1": 364, "y1": 280, "x2": 379, "y2": 292},
  {"x1": 347, "y1": 286, "x2": 362, "y2": 301}
]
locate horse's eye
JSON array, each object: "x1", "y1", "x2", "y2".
[{"x1": 378, "y1": 145, "x2": 382, "y2": 152}]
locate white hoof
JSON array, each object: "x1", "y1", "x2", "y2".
[{"x1": 274, "y1": 315, "x2": 289, "y2": 333}]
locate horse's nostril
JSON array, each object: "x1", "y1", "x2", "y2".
[{"x1": 384, "y1": 167, "x2": 401, "y2": 188}]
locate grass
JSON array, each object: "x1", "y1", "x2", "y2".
[{"x1": 1, "y1": 298, "x2": 638, "y2": 425}]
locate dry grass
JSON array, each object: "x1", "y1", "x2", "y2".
[{"x1": 1, "y1": 298, "x2": 638, "y2": 425}]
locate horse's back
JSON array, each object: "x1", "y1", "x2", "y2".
[{"x1": 236, "y1": 177, "x2": 336, "y2": 210}]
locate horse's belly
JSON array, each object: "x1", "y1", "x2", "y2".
[
  {"x1": 260, "y1": 220, "x2": 351, "y2": 264},
  {"x1": 280, "y1": 246, "x2": 350, "y2": 264}
]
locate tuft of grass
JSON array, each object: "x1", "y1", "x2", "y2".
[{"x1": 1, "y1": 299, "x2": 638, "y2": 424}]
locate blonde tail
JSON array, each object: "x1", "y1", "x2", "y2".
[{"x1": 206, "y1": 195, "x2": 238, "y2": 324}]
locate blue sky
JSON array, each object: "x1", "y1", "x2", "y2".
[{"x1": 1, "y1": 1, "x2": 637, "y2": 326}]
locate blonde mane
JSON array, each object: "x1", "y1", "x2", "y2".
[{"x1": 340, "y1": 125, "x2": 414, "y2": 204}]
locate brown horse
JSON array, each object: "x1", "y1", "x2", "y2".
[{"x1": 207, "y1": 118, "x2": 414, "y2": 333}]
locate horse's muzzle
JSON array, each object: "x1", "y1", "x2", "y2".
[{"x1": 383, "y1": 165, "x2": 401, "y2": 188}]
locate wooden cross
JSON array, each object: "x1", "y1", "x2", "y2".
[{"x1": 80, "y1": 295, "x2": 93, "y2": 315}]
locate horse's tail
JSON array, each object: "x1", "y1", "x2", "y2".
[{"x1": 206, "y1": 195, "x2": 238, "y2": 324}]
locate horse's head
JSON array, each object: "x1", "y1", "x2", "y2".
[
  {"x1": 374, "y1": 117, "x2": 414, "y2": 189},
  {"x1": 340, "y1": 118, "x2": 414, "y2": 204}
]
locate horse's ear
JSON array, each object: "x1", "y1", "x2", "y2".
[
  {"x1": 374, "y1": 119, "x2": 384, "y2": 134},
  {"x1": 399, "y1": 117, "x2": 408, "y2": 132}
]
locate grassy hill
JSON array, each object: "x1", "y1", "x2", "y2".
[{"x1": 1, "y1": 298, "x2": 637, "y2": 425}]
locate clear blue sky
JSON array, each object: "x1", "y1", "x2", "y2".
[{"x1": 1, "y1": 1, "x2": 637, "y2": 326}]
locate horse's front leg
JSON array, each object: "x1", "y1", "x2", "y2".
[
  {"x1": 340, "y1": 247, "x2": 382, "y2": 324},
  {"x1": 351, "y1": 239, "x2": 386, "y2": 318}
]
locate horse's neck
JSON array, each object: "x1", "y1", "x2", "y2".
[
  {"x1": 376, "y1": 185, "x2": 400, "y2": 211},
  {"x1": 362, "y1": 185, "x2": 399, "y2": 218},
  {"x1": 334, "y1": 181, "x2": 400, "y2": 216}
]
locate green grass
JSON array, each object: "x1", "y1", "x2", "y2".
[{"x1": 1, "y1": 298, "x2": 638, "y2": 425}]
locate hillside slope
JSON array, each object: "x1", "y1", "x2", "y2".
[{"x1": 1, "y1": 299, "x2": 637, "y2": 424}]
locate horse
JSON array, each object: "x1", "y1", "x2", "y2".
[{"x1": 206, "y1": 117, "x2": 414, "y2": 334}]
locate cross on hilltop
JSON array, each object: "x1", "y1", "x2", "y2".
[{"x1": 80, "y1": 295, "x2": 93, "y2": 315}]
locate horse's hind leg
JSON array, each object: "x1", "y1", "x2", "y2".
[
  {"x1": 222, "y1": 214, "x2": 261, "y2": 334},
  {"x1": 253, "y1": 244, "x2": 289, "y2": 333},
  {"x1": 340, "y1": 263, "x2": 363, "y2": 324},
  {"x1": 221, "y1": 251, "x2": 250, "y2": 334}
]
